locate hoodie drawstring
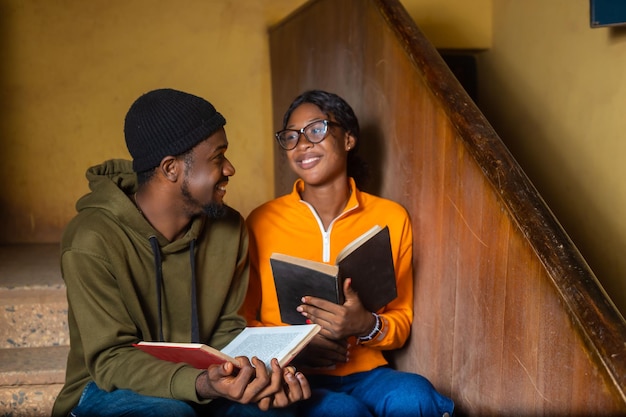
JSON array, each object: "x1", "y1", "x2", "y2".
[
  {"x1": 148, "y1": 236, "x2": 164, "y2": 342},
  {"x1": 148, "y1": 236, "x2": 200, "y2": 343},
  {"x1": 189, "y1": 239, "x2": 200, "y2": 343}
]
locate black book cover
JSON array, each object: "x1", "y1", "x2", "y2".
[
  {"x1": 270, "y1": 225, "x2": 397, "y2": 324},
  {"x1": 337, "y1": 225, "x2": 397, "y2": 313},
  {"x1": 270, "y1": 256, "x2": 341, "y2": 324}
]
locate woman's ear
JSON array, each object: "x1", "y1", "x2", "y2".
[{"x1": 345, "y1": 133, "x2": 357, "y2": 151}]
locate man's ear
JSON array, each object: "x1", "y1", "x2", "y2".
[{"x1": 159, "y1": 156, "x2": 179, "y2": 182}]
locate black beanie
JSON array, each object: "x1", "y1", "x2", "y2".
[{"x1": 124, "y1": 88, "x2": 227, "y2": 173}]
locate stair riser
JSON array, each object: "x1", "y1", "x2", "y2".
[{"x1": 0, "y1": 289, "x2": 68, "y2": 349}]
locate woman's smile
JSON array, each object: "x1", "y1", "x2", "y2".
[{"x1": 297, "y1": 153, "x2": 322, "y2": 169}]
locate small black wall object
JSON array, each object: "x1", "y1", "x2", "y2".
[{"x1": 591, "y1": 0, "x2": 626, "y2": 28}]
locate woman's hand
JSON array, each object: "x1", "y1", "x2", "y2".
[
  {"x1": 291, "y1": 334, "x2": 348, "y2": 368},
  {"x1": 297, "y1": 278, "x2": 376, "y2": 340},
  {"x1": 256, "y1": 362, "x2": 311, "y2": 409}
]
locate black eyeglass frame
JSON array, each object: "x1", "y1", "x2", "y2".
[{"x1": 275, "y1": 120, "x2": 343, "y2": 150}]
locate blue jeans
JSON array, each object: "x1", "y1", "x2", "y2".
[
  {"x1": 70, "y1": 367, "x2": 454, "y2": 417},
  {"x1": 299, "y1": 366, "x2": 454, "y2": 417},
  {"x1": 70, "y1": 381, "x2": 299, "y2": 417}
]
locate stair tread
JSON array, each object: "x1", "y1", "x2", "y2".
[
  {"x1": 0, "y1": 346, "x2": 68, "y2": 385},
  {"x1": 0, "y1": 243, "x2": 63, "y2": 289},
  {"x1": 0, "y1": 383, "x2": 63, "y2": 417}
]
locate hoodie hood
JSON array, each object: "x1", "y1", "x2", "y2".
[{"x1": 77, "y1": 159, "x2": 204, "y2": 251}]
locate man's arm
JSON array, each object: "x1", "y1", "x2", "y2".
[{"x1": 62, "y1": 247, "x2": 205, "y2": 401}]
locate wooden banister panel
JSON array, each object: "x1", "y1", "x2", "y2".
[{"x1": 269, "y1": 0, "x2": 626, "y2": 415}]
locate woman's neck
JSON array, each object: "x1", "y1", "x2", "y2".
[{"x1": 300, "y1": 180, "x2": 351, "y2": 230}]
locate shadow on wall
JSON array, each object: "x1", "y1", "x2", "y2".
[
  {"x1": 440, "y1": 51, "x2": 478, "y2": 104},
  {"x1": 359, "y1": 50, "x2": 479, "y2": 197},
  {"x1": 0, "y1": 2, "x2": 14, "y2": 244},
  {"x1": 359, "y1": 122, "x2": 385, "y2": 196},
  {"x1": 474, "y1": 46, "x2": 626, "y2": 317},
  {"x1": 608, "y1": 24, "x2": 626, "y2": 41}
]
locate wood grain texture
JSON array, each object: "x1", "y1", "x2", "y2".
[{"x1": 269, "y1": 0, "x2": 626, "y2": 415}]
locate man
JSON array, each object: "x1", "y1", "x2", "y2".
[{"x1": 52, "y1": 88, "x2": 310, "y2": 417}]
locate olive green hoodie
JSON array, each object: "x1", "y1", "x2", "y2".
[{"x1": 52, "y1": 159, "x2": 248, "y2": 417}]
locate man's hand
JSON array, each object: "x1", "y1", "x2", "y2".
[{"x1": 195, "y1": 356, "x2": 311, "y2": 410}]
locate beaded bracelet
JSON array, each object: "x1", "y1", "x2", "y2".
[{"x1": 357, "y1": 312, "x2": 381, "y2": 343}]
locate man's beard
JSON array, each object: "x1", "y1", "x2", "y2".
[
  {"x1": 202, "y1": 202, "x2": 226, "y2": 219},
  {"x1": 181, "y1": 181, "x2": 226, "y2": 219}
]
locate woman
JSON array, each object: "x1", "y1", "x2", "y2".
[{"x1": 242, "y1": 90, "x2": 454, "y2": 417}]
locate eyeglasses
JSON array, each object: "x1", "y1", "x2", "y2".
[{"x1": 275, "y1": 120, "x2": 343, "y2": 150}]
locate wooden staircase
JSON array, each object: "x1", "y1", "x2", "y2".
[
  {"x1": 269, "y1": 0, "x2": 626, "y2": 414},
  {"x1": 0, "y1": 244, "x2": 68, "y2": 417}
]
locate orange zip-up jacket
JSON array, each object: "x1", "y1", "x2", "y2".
[{"x1": 242, "y1": 178, "x2": 414, "y2": 376}]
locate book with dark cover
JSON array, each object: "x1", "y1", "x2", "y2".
[
  {"x1": 337, "y1": 225, "x2": 397, "y2": 315},
  {"x1": 134, "y1": 323, "x2": 320, "y2": 369},
  {"x1": 270, "y1": 255, "x2": 342, "y2": 325},
  {"x1": 270, "y1": 225, "x2": 397, "y2": 325}
]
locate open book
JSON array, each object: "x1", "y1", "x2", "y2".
[
  {"x1": 134, "y1": 324, "x2": 320, "y2": 369},
  {"x1": 270, "y1": 225, "x2": 397, "y2": 324}
]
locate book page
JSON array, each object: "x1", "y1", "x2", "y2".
[
  {"x1": 220, "y1": 324, "x2": 319, "y2": 367},
  {"x1": 271, "y1": 252, "x2": 338, "y2": 275}
]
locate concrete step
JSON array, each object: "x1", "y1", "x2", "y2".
[
  {"x1": 0, "y1": 347, "x2": 67, "y2": 416},
  {"x1": 0, "y1": 244, "x2": 63, "y2": 289},
  {"x1": 0, "y1": 244, "x2": 67, "y2": 417},
  {"x1": 0, "y1": 347, "x2": 67, "y2": 415},
  {"x1": 0, "y1": 383, "x2": 64, "y2": 417},
  {"x1": 0, "y1": 346, "x2": 68, "y2": 386},
  {"x1": 0, "y1": 243, "x2": 68, "y2": 349},
  {"x1": 0, "y1": 287, "x2": 68, "y2": 349}
]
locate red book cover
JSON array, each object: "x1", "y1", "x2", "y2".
[{"x1": 133, "y1": 342, "x2": 237, "y2": 369}]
